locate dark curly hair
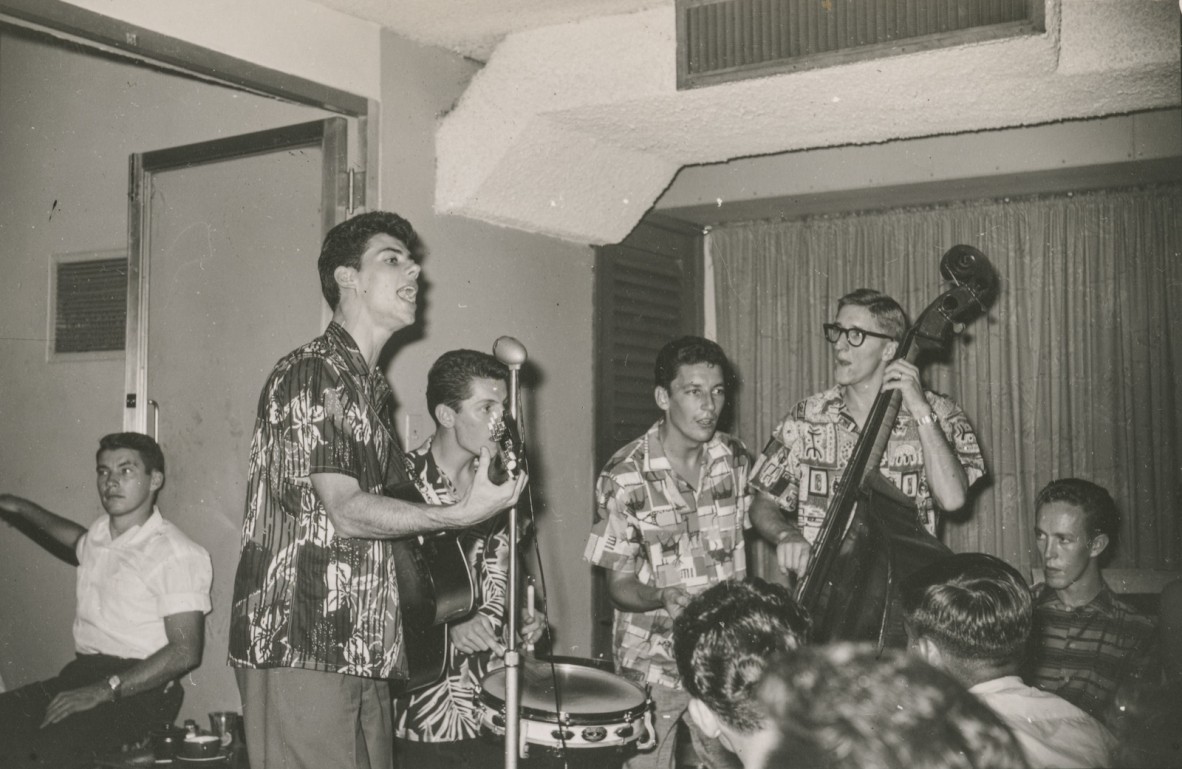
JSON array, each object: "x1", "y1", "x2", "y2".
[
  {"x1": 317, "y1": 211, "x2": 420, "y2": 310},
  {"x1": 672, "y1": 578, "x2": 810, "y2": 733},
  {"x1": 653, "y1": 335, "x2": 733, "y2": 393},
  {"x1": 426, "y1": 350, "x2": 510, "y2": 426}
]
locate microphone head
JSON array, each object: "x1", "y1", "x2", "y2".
[{"x1": 493, "y1": 336, "x2": 527, "y2": 368}]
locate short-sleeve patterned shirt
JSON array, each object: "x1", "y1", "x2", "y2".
[
  {"x1": 584, "y1": 421, "x2": 751, "y2": 689},
  {"x1": 748, "y1": 385, "x2": 985, "y2": 541},
  {"x1": 1027, "y1": 582, "x2": 1157, "y2": 724},
  {"x1": 394, "y1": 437, "x2": 510, "y2": 741},
  {"x1": 228, "y1": 322, "x2": 410, "y2": 680}
]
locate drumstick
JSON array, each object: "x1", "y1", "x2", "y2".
[{"x1": 523, "y1": 583, "x2": 536, "y2": 653}]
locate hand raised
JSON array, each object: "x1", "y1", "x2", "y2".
[{"x1": 454, "y1": 448, "x2": 527, "y2": 527}]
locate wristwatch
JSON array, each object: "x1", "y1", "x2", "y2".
[{"x1": 106, "y1": 674, "x2": 122, "y2": 701}]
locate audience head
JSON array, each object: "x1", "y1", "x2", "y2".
[
  {"x1": 673, "y1": 578, "x2": 810, "y2": 765},
  {"x1": 96, "y1": 432, "x2": 166, "y2": 509},
  {"x1": 836, "y1": 288, "x2": 909, "y2": 343},
  {"x1": 899, "y1": 553, "x2": 1032, "y2": 685},
  {"x1": 1034, "y1": 478, "x2": 1120, "y2": 599},
  {"x1": 757, "y1": 643, "x2": 1029, "y2": 769},
  {"x1": 425, "y1": 349, "x2": 510, "y2": 427},
  {"x1": 653, "y1": 335, "x2": 733, "y2": 394},
  {"x1": 318, "y1": 210, "x2": 420, "y2": 310}
]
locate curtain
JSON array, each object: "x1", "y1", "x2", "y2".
[{"x1": 713, "y1": 185, "x2": 1182, "y2": 580}]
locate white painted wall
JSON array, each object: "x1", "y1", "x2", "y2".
[
  {"x1": 377, "y1": 31, "x2": 599, "y2": 659},
  {"x1": 0, "y1": 28, "x2": 332, "y2": 719}
]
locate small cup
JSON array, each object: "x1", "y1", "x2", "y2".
[
  {"x1": 179, "y1": 734, "x2": 221, "y2": 760},
  {"x1": 208, "y1": 711, "x2": 242, "y2": 749}
]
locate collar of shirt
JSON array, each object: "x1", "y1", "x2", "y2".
[
  {"x1": 1034, "y1": 580, "x2": 1119, "y2": 619},
  {"x1": 324, "y1": 321, "x2": 377, "y2": 381},
  {"x1": 817, "y1": 385, "x2": 862, "y2": 433},
  {"x1": 90, "y1": 506, "x2": 164, "y2": 547},
  {"x1": 968, "y1": 675, "x2": 1027, "y2": 695},
  {"x1": 639, "y1": 419, "x2": 732, "y2": 479}
]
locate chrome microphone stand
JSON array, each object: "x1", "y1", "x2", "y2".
[{"x1": 493, "y1": 336, "x2": 526, "y2": 769}]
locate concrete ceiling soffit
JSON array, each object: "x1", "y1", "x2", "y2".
[{"x1": 436, "y1": 2, "x2": 1181, "y2": 245}]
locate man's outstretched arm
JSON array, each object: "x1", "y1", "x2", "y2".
[{"x1": 0, "y1": 494, "x2": 86, "y2": 565}]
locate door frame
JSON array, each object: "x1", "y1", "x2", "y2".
[{"x1": 123, "y1": 118, "x2": 349, "y2": 432}]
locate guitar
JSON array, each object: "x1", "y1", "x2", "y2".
[{"x1": 388, "y1": 413, "x2": 525, "y2": 692}]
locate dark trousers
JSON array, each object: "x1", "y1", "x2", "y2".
[{"x1": 0, "y1": 654, "x2": 183, "y2": 768}]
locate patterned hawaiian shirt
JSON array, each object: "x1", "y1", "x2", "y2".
[
  {"x1": 748, "y1": 385, "x2": 985, "y2": 541},
  {"x1": 584, "y1": 421, "x2": 751, "y2": 689},
  {"x1": 1026, "y1": 581, "x2": 1157, "y2": 725},
  {"x1": 228, "y1": 322, "x2": 409, "y2": 679},
  {"x1": 394, "y1": 436, "x2": 510, "y2": 741}
]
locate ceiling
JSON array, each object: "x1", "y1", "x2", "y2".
[
  {"x1": 308, "y1": 0, "x2": 665, "y2": 60},
  {"x1": 306, "y1": 0, "x2": 1182, "y2": 245}
]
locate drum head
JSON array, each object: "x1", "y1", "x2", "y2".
[{"x1": 481, "y1": 658, "x2": 647, "y2": 724}]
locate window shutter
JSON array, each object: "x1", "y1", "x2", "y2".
[{"x1": 52, "y1": 255, "x2": 128, "y2": 355}]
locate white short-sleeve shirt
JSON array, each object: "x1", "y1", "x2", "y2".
[{"x1": 73, "y1": 508, "x2": 212, "y2": 660}]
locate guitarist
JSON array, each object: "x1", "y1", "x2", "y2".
[
  {"x1": 394, "y1": 349, "x2": 544, "y2": 769},
  {"x1": 229, "y1": 213, "x2": 528, "y2": 769},
  {"x1": 748, "y1": 289, "x2": 986, "y2": 582}
]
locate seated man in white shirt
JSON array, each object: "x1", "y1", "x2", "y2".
[
  {"x1": 0, "y1": 432, "x2": 212, "y2": 768},
  {"x1": 900, "y1": 552, "x2": 1114, "y2": 769}
]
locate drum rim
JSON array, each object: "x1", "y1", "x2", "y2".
[{"x1": 480, "y1": 663, "x2": 649, "y2": 726}]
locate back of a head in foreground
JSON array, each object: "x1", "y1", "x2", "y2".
[{"x1": 756, "y1": 643, "x2": 1030, "y2": 769}]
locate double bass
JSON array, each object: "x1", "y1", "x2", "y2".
[{"x1": 796, "y1": 245, "x2": 998, "y2": 649}]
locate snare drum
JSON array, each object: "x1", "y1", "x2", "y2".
[{"x1": 479, "y1": 657, "x2": 653, "y2": 753}]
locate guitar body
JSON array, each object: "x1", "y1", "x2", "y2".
[{"x1": 386, "y1": 481, "x2": 475, "y2": 693}]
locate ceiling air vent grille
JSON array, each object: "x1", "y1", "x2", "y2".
[{"x1": 676, "y1": 0, "x2": 1041, "y2": 89}]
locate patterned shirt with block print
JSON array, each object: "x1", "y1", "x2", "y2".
[
  {"x1": 748, "y1": 385, "x2": 985, "y2": 543},
  {"x1": 584, "y1": 420, "x2": 751, "y2": 689}
]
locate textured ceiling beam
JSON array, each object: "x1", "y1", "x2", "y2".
[{"x1": 437, "y1": 1, "x2": 1181, "y2": 245}]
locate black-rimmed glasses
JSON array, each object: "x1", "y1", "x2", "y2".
[{"x1": 823, "y1": 323, "x2": 894, "y2": 347}]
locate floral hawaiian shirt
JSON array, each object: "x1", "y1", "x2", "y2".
[
  {"x1": 394, "y1": 436, "x2": 511, "y2": 741},
  {"x1": 749, "y1": 385, "x2": 984, "y2": 541},
  {"x1": 228, "y1": 322, "x2": 409, "y2": 680},
  {"x1": 584, "y1": 421, "x2": 751, "y2": 689}
]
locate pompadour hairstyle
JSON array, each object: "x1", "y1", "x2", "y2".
[
  {"x1": 317, "y1": 210, "x2": 420, "y2": 310},
  {"x1": 426, "y1": 349, "x2": 510, "y2": 426},
  {"x1": 837, "y1": 288, "x2": 909, "y2": 342},
  {"x1": 672, "y1": 578, "x2": 810, "y2": 733},
  {"x1": 97, "y1": 432, "x2": 165, "y2": 477},
  {"x1": 653, "y1": 335, "x2": 733, "y2": 393},
  {"x1": 899, "y1": 553, "x2": 1031, "y2": 667},
  {"x1": 758, "y1": 644, "x2": 1029, "y2": 769}
]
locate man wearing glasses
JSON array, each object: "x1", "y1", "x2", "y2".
[{"x1": 748, "y1": 289, "x2": 985, "y2": 580}]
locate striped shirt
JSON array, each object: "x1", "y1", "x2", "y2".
[
  {"x1": 584, "y1": 421, "x2": 751, "y2": 689},
  {"x1": 394, "y1": 437, "x2": 510, "y2": 741},
  {"x1": 228, "y1": 322, "x2": 410, "y2": 679},
  {"x1": 1027, "y1": 581, "x2": 1157, "y2": 724}
]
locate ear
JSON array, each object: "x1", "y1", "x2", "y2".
[
  {"x1": 882, "y1": 339, "x2": 899, "y2": 362},
  {"x1": 914, "y1": 636, "x2": 943, "y2": 667},
  {"x1": 654, "y1": 385, "x2": 670, "y2": 412},
  {"x1": 1089, "y1": 532, "x2": 1110, "y2": 559},
  {"x1": 687, "y1": 698, "x2": 722, "y2": 739},
  {"x1": 434, "y1": 403, "x2": 456, "y2": 429},
  {"x1": 149, "y1": 470, "x2": 164, "y2": 493},
  {"x1": 333, "y1": 264, "x2": 357, "y2": 295}
]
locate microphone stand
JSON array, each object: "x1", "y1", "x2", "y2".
[{"x1": 493, "y1": 336, "x2": 526, "y2": 769}]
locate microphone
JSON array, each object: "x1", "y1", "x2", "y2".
[{"x1": 493, "y1": 336, "x2": 527, "y2": 369}]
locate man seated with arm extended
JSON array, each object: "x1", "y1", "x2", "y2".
[
  {"x1": 0, "y1": 432, "x2": 212, "y2": 768},
  {"x1": 672, "y1": 578, "x2": 810, "y2": 769},
  {"x1": 900, "y1": 552, "x2": 1114, "y2": 768}
]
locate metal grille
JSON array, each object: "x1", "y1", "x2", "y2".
[
  {"x1": 678, "y1": 0, "x2": 1038, "y2": 88},
  {"x1": 54, "y1": 257, "x2": 127, "y2": 354}
]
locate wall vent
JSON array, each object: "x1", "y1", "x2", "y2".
[
  {"x1": 49, "y1": 251, "x2": 128, "y2": 359},
  {"x1": 676, "y1": 0, "x2": 1042, "y2": 89}
]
